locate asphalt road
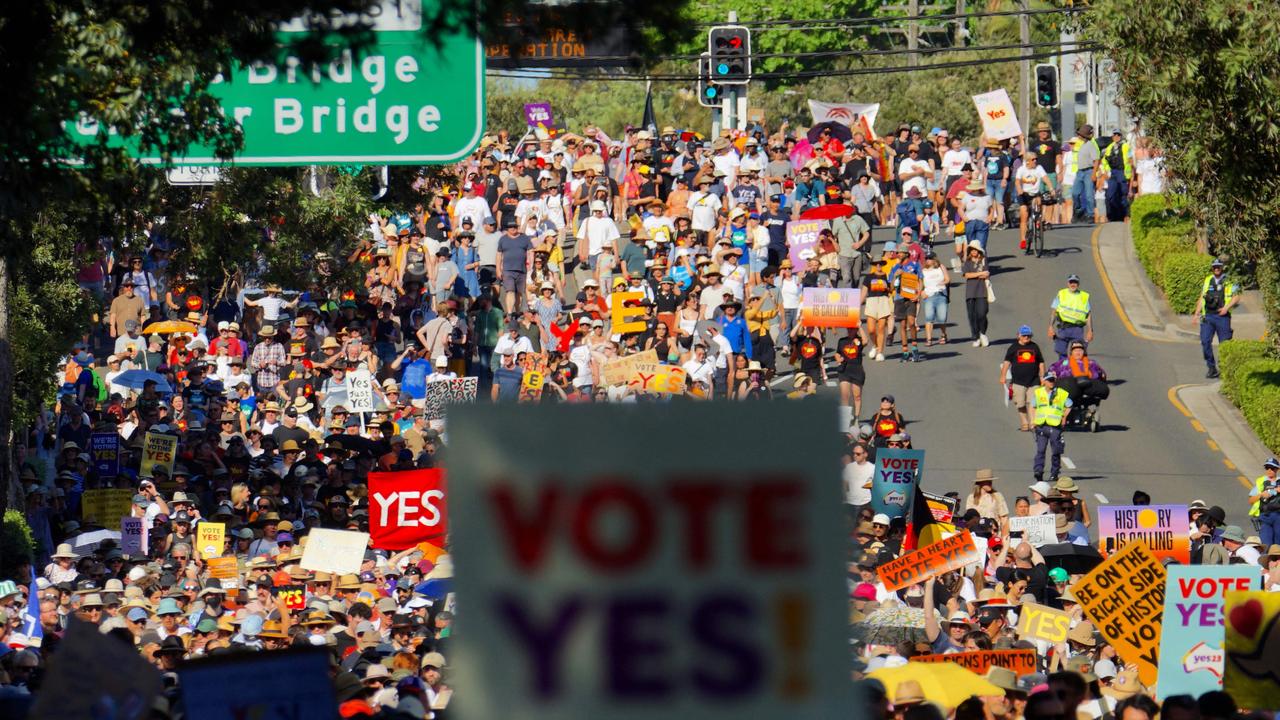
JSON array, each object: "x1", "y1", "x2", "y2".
[{"x1": 801, "y1": 223, "x2": 1246, "y2": 525}]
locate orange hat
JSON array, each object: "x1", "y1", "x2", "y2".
[{"x1": 272, "y1": 569, "x2": 292, "y2": 587}]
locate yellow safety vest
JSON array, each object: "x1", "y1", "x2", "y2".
[
  {"x1": 1200, "y1": 274, "x2": 1237, "y2": 309},
  {"x1": 1100, "y1": 141, "x2": 1132, "y2": 180},
  {"x1": 1055, "y1": 288, "x2": 1091, "y2": 326},
  {"x1": 1251, "y1": 475, "x2": 1280, "y2": 517},
  {"x1": 1033, "y1": 386, "x2": 1069, "y2": 427},
  {"x1": 1068, "y1": 139, "x2": 1099, "y2": 173}
]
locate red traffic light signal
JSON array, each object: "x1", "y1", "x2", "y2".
[{"x1": 707, "y1": 26, "x2": 751, "y2": 85}]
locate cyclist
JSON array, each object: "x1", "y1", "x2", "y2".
[{"x1": 1015, "y1": 153, "x2": 1049, "y2": 254}]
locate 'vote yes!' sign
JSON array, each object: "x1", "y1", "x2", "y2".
[{"x1": 369, "y1": 469, "x2": 448, "y2": 550}]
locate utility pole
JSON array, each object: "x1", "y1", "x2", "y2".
[
  {"x1": 1058, "y1": 30, "x2": 1076, "y2": 141},
  {"x1": 954, "y1": 0, "x2": 966, "y2": 47},
  {"x1": 1019, "y1": 0, "x2": 1031, "y2": 131},
  {"x1": 908, "y1": 0, "x2": 920, "y2": 66}
]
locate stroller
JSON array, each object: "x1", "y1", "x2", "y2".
[{"x1": 1062, "y1": 376, "x2": 1108, "y2": 433}]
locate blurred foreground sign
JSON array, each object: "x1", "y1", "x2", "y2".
[{"x1": 448, "y1": 401, "x2": 849, "y2": 719}]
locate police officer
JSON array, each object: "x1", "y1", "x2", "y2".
[
  {"x1": 1193, "y1": 258, "x2": 1239, "y2": 378},
  {"x1": 1099, "y1": 130, "x2": 1133, "y2": 221},
  {"x1": 1248, "y1": 457, "x2": 1280, "y2": 546},
  {"x1": 1031, "y1": 371, "x2": 1071, "y2": 482},
  {"x1": 1047, "y1": 274, "x2": 1092, "y2": 360}
]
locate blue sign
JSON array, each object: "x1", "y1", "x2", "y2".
[
  {"x1": 91, "y1": 432, "x2": 120, "y2": 478},
  {"x1": 1156, "y1": 565, "x2": 1259, "y2": 699},
  {"x1": 870, "y1": 448, "x2": 924, "y2": 519}
]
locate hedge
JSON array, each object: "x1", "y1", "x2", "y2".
[
  {"x1": 1218, "y1": 339, "x2": 1280, "y2": 454},
  {"x1": 2, "y1": 509, "x2": 35, "y2": 582},
  {"x1": 1127, "y1": 193, "x2": 1211, "y2": 316},
  {"x1": 1162, "y1": 252, "x2": 1214, "y2": 314}
]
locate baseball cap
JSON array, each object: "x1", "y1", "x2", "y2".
[
  {"x1": 127, "y1": 607, "x2": 149, "y2": 622},
  {"x1": 1067, "y1": 273, "x2": 1081, "y2": 283},
  {"x1": 1264, "y1": 457, "x2": 1280, "y2": 469},
  {"x1": 1211, "y1": 258, "x2": 1225, "y2": 268},
  {"x1": 1043, "y1": 372, "x2": 1057, "y2": 381},
  {"x1": 1018, "y1": 324, "x2": 1033, "y2": 336}
]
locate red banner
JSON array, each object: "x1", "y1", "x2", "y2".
[{"x1": 369, "y1": 469, "x2": 449, "y2": 550}]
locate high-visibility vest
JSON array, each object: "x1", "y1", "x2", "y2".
[
  {"x1": 1033, "y1": 386, "x2": 1069, "y2": 426},
  {"x1": 1055, "y1": 288, "x2": 1091, "y2": 326},
  {"x1": 1251, "y1": 475, "x2": 1280, "y2": 517},
  {"x1": 1068, "y1": 139, "x2": 1100, "y2": 173},
  {"x1": 1100, "y1": 141, "x2": 1132, "y2": 180},
  {"x1": 1200, "y1": 274, "x2": 1237, "y2": 310}
]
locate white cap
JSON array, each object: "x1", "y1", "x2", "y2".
[
  {"x1": 434, "y1": 356, "x2": 448, "y2": 368},
  {"x1": 1093, "y1": 658, "x2": 1118, "y2": 680},
  {"x1": 217, "y1": 321, "x2": 230, "y2": 331},
  {"x1": 127, "y1": 566, "x2": 148, "y2": 582},
  {"x1": 590, "y1": 200, "x2": 608, "y2": 212},
  {"x1": 1028, "y1": 481, "x2": 1052, "y2": 497},
  {"x1": 871, "y1": 513, "x2": 890, "y2": 526}
]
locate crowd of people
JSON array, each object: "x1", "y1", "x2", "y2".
[{"x1": 4, "y1": 108, "x2": 1273, "y2": 720}]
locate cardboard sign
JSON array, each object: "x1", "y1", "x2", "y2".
[
  {"x1": 877, "y1": 530, "x2": 981, "y2": 592},
  {"x1": 299, "y1": 528, "x2": 369, "y2": 575},
  {"x1": 121, "y1": 517, "x2": 147, "y2": 557},
  {"x1": 1223, "y1": 590, "x2": 1280, "y2": 710},
  {"x1": 601, "y1": 349, "x2": 658, "y2": 387},
  {"x1": 519, "y1": 354, "x2": 549, "y2": 403},
  {"x1": 524, "y1": 102, "x2": 554, "y2": 128},
  {"x1": 274, "y1": 585, "x2": 308, "y2": 611},
  {"x1": 30, "y1": 618, "x2": 164, "y2": 720},
  {"x1": 922, "y1": 490, "x2": 957, "y2": 523},
  {"x1": 630, "y1": 363, "x2": 688, "y2": 395},
  {"x1": 799, "y1": 288, "x2": 861, "y2": 328},
  {"x1": 1098, "y1": 504, "x2": 1190, "y2": 564},
  {"x1": 870, "y1": 448, "x2": 924, "y2": 519},
  {"x1": 786, "y1": 219, "x2": 829, "y2": 268},
  {"x1": 206, "y1": 556, "x2": 238, "y2": 582},
  {"x1": 1156, "y1": 566, "x2": 1258, "y2": 699},
  {"x1": 446, "y1": 401, "x2": 847, "y2": 720},
  {"x1": 973, "y1": 89, "x2": 1022, "y2": 141},
  {"x1": 610, "y1": 290, "x2": 647, "y2": 334},
  {"x1": 140, "y1": 431, "x2": 177, "y2": 480},
  {"x1": 1016, "y1": 602, "x2": 1073, "y2": 643},
  {"x1": 180, "y1": 647, "x2": 336, "y2": 720},
  {"x1": 1009, "y1": 515, "x2": 1056, "y2": 547},
  {"x1": 369, "y1": 468, "x2": 448, "y2": 550},
  {"x1": 90, "y1": 432, "x2": 120, "y2": 478},
  {"x1": 347, "y1": 368, "x2": 375, "y2": 412},
  {"x1": 421, "y1": 377, "x2": 478, "y2": 420},
  {"x1": 913, "y1": 649, "x2": 1036, "y2": 676},
  {"x1": 80, "y1": 488, "x2": 135, "y2": 526},
  {"x1": 197, "y1": 522, "x2": 226, "y2": 559},
  {"x1": 1071, "y1": 541, "x2": 1166, "y2": 687}
]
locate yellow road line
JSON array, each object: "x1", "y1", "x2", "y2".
[
  {"x1": 1240, "y1": 475, "x2": 1253, "y2": 487},
  {"x1": 1167, "y1": 385, "x2": 1193, "y2": 417},
  {"x1": 1190, "y1": 419, "x2": 1206, "y2": 433},
  {"x1": 1223, "y1": 458, "x2": 1237, "y2": 470},
  {"x1": 1206, "y1": 439, "x2": 1220, "y2": 451},
  {"x1": 1091, "y1": 224, "x2": 1178, "y2": 343}
]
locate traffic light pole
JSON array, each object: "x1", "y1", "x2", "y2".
[{"x1": 1019, "y1": 0, "x2": 1031, "y2": 132}]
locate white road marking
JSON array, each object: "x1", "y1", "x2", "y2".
[{"x1": 1061, "y1": 456, "x2": 1076, "y2": 469}]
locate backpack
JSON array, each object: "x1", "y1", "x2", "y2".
[{"x1": 896, "y1": 201, "x2": 919, "y2": 229}]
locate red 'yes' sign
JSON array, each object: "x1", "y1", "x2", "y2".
[{"x1": 369, "y1": 468, "x2": 448, "y2": 550}]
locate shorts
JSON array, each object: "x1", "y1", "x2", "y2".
[
  {"x1": 1018, "y1": 192, "x2": 1038, "y2": 207},
  {"x1": 839, "y1": 368, "x2": 866, "y2": 386},
  {"x1": 922, "y1": 293, "x2": 948, "y2": 323},
  {"x1": 865, "y1": 295, "x2": 893, "y2": 320},
  {"x1": 986, "y1": 179, "x2": 1004, "y2": 200},
  {"x1": 893, "y1": 298, "x2": 919, "y2": 321},
  {"x1": 501, "y1": 272, "x2": 527, "y2": 297},
  {"x1": 1045, "y1": 173, "x2": 1058, "y2": 190},
  {"x1": 926, "y1": 170, "x2": 942, "y2": 193}
]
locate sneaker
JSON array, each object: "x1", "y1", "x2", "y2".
[
  {"x1": 980, "y1": 334, "x2": 990, "y2": 347},
  {"x1": 1206, "y1": 368, "x2": 1220, "y2": 379},
  {"x1": 875, "y1": 353, "x2": 885, "y2": 362},
  {"x1": 1020, "y1": 239, "x2": 1027, "y2": 250},
  {"x1": 972, "y1": 338, "x2": 982, "y2": 347}
]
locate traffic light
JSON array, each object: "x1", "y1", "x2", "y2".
[
  {"x1": 708, "y1": 25, "x2": 751, "y2": 85},
  {"x1": 1035, "y1": 64, "x2": 1059, "y2": 108},
  {"x1": 697, "y1": 53, "x2": 724, "y2": 108}
]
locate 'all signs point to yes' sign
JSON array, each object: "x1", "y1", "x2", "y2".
[{"x1": 62, "y1": 0, "x2": 485, "y2": 165}]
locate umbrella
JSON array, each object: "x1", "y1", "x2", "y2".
[
  {"x1": 807, "y1": 121, "x2": 853, "y2": 144},
  {"x1": 72, "y1": 529, "x2": 121, "y2": 554},
  {"x1": 859, "y1": 606, "x2": 927, "y2": 646},
  {"x1": 1039, "y1": 542, "x2": 1104, "y2": 575},
  {"x1": 800, "y1": 204, "x2": 855, "y2": 221},
  {"x1": 142, "y1": 320, "x2": 198, "y2": 335},
  {"x1": 789, "y1": 139, "x2": 815, "y2": 170},
  {"x1": 869, "y1": 662, "x2": 1004, "y2": 709},
  {"x1": 111, "y1": 369, "x2": 172, "y2": 393}
]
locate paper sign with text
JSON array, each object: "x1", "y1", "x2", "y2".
[
  {"x1": 140, "y1": 431, "x2": 177, "y2": 480},
  {"x1": 197, "y1": 522, "x2": 226, "y2": 559},
  {"x1": 1016, "y1": 602, "x2": 1073, "y2": 643},
  {"x1": 1071, "y1": 540, "x2": 1166, "y2": 687},
  {"x1": 1010, "y1": 515, "x2": 1056, "y2": 547},
  {"x1": 972, "y1": 89, "x2": 1022, "y2": 141},
  {"x1": 347, "y1": 368, "x2": 375, "y2": 413},
  {"x1": 1098, "y1": 504, "x2": 1190, "y2": 564},
  {"x1": 1156, "y1": 566, "x2": 1258, "y2": 700},
  {"x1": 81, "y1": 489, "x2": 135, "y2": 526},
  {"x1": 878, "y1": 530, "x2": 980, "y2": 592},
  {"x1": 300, "y1": 528, "x2": 369, "y2": 575},
  {"x1": 91, "y1": 432, "x2": 120, "y2": 478},
  {"x1": 1223, "y1": 590, "x2": 1280, "y2": 711},
  {"x1": 630, "y1": 363, "x2": 688, "y2": 395},
  {"x1": 913, "y1": 649, "x2": 1036, "y2": 676},
  {"x1": 447, "y1": 401, "x2": 849, "y2": 720},
  {"x1": 601, "y1": 350, "x2": 658, "y2": 387},
  {"x1": 922, "y1": 490, "x2": 957, "y2": 523},
  {"x1": 519, "y1": 354, "x2": 549, "y2": 403},
  {"x1": 786, "y1": 219, "x2": 830, "y2": 269},
  {"x1": 369, "y1": 468, "x2": 448, "y2": 550},
  {"x1": 274, "y1": 585, "x2": 308, "y2": 611},
  {"x1": 206, "y1": 557, "x2": 238, "y2": 582},
  {"x1": 870, "y1": 448, "x2": 924, "y2": 519},
  {"x1": 524, "y1": 102, "x2": 554, "y2": 128},
  {"x1": 799, "y1": 288, "x2": 861, "y2": 328},
  {"x1": 121, "y1": 517, "x2": 147, "y2": 557}
]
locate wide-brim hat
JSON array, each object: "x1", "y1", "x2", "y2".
[
  {"x1": 966, "y1": 179, "x2": 984, "y2": 191},
  {"x1": 258, "y1": 326, "x2": 276, "y2": 337},
  {"x1": 967, "y1": 241, "x2": 986, "y2": 254},
  {"x1": 974, "y1": 468, "x2": 998, "y2": 483},
  {"x1": 52, "y1": 543, "x2": 79, "y2": 560},
  {"x1": 1068, "y1": 620, "x2": 1097, "y2": 646}
]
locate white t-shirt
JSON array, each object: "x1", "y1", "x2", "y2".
[
  {"x1": 843, "y1": 461, "x2": 874, "y2": 505},
  {"x1": 942, "y1": 149, "x2": 972, "y2": 177},
  {"x1": 1015, "y1": 165, "x2": 1048, "y2": 195},
  {"x1": 898, "y1": 158, "x2": 931, "y2": 196},
  {"x1": 255, "y1": 295, "x2": 287, "y2": 322},
  {"x1": 575, "y1": 216, "x2": 620, "y2": 257},
  {"x1": 961, "y1": 192, "x2": 993, "y2": 222},
  {"x1": 1136, "y1": 157, "x2": 1165, "y2": 195},
  {"x1": 712, "y1": 152, "x2": 741, "y2": 186},
  {"x1": 710, "y1": 333, "x2": 733, "y2": 370},
  {"x1": 780, "y1": 276, "x2": 802, "y2": 310},
  {"x1": 569, "y1": 344, "x2": 593, "y2": 388},
  {"x1": 687, "y1": 191, "x2": 722, "y2": 232},
  {"x1": 682, "y1": 357, "x2": 715, "y2": 386},
  {"x1": 453, "y1": 196, "x2": 492, "y2": 226}
]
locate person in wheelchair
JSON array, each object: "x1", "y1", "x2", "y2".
[{"x1": 1049, "y1": 340, "x2": 1109, "y2": 421}]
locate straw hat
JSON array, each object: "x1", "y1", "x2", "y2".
[
  {"x1": 52, "y1": 543, "x2": 79, "y2": 560},
  {"x1": 892, "y1": 679, "x2": 926, "y2": 705}
]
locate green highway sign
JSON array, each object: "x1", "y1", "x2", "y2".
[{"x1": 66, "y1": 0, "x2": 485, "y2": 166}]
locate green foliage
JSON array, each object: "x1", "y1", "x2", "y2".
[
  {"x1": 1089, "y1": 0, "x2": 1280, "y2": 344},
  {"x1": 1162, "y1": 251, "x2": 1213, "y2": 315},
  {"x1": 1218, "y1": 341, "x2": 1280, "y2": 454},
  {"x1": 487, "y1": 75, "x2": 708, "y2": 141},
  {"x1": 1128, "y1": 193, "x2": 1170, "y2": 243},
  {"x1": 1134, "y1": 224, "x2": 1194, "y2": 280},
  {"x1": 2, "y1": 509, "x2": 36, "y2": 581}
]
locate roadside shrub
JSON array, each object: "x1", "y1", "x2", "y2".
[
  {"x1": 1221, "y1": 355, "x2": 1280, "y2": 453},
  {"x1": 1162, "y1": 252, "x2": 1214, "y2": 314},
  {"x1": 1219, "y1": 339, "x2": 1272, "y2": 400},
  {"x1": 1, "y1": 509, "x2": 36, "y2": 582}
]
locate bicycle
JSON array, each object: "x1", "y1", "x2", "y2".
[{"x1": 1029, "y1": 190, "x2": 1058, "y2": 258}]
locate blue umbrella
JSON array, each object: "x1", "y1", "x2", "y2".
[{"x1": 111, "y1": 369, "x2": 172, "y2": 393}]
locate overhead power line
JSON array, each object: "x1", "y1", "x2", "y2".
[{"x1": 686, "y1": 6, "x2": 1080, "y2": 30}]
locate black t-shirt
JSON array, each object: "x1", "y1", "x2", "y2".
[
  {"x1": 842, "y1": 157, "x2": 874, "y2": 184},
  {"x1": 836, "y1": 335, "x2": 864, "y2": 374},
  {"x1": 1031, "y1": 139, "x2": 1061, "y2": 171},
  {"x1": 483, "y1": 173, "x2": 503, "y2": 209},
  {"x1": 862, "y1": 272, "x2": 892, "y2": 298},
  {"x1": 497, "y1": 193, "x2": 519, "y2": 222},
  {"x1": 271, "y1": 424, "x2": 309, "y2": 449},
  {"x1": 424, "y1": 212, "x2": 450, "y2": 242},
  {"x1": 916, "y1": 143, "x2": 940, "y2": 170},
  {"x1": 796, "y1": 337, "x2": 823, "y2": 373},
  {"x1": 1003, "y1": 341, "x2": 1045, "y2": 387},
  {"x1": 732, "y1": 184, "x2": 762, "y2": 208},
  {"x1": 760, "y1": 211, "x2": 788, "y2": 250}
]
